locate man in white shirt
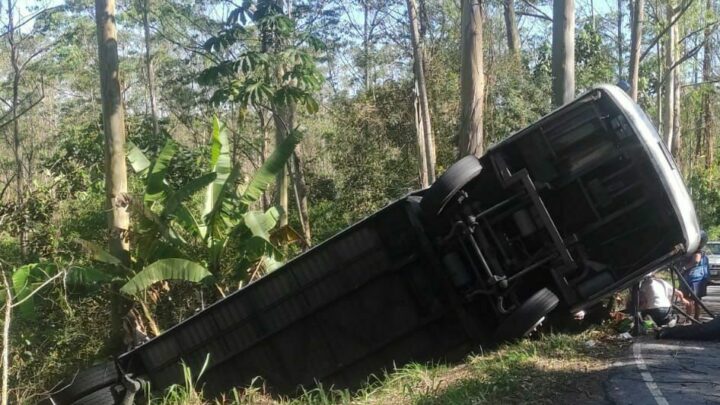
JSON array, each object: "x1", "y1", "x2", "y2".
[{"x1": 639, "y1": 273, "x2": 690, "y2": 326}]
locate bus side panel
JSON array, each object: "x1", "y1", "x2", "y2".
[{"x1": 132, "y1": 199, "x2": 466, "y2": 395}]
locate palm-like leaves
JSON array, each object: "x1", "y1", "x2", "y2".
[
  {"x1": 120, "y1": 259, "x2": 212, "y2": 296},
  {"x1": 11, "y1": 263, "x2": 51, "y2": 319},
  {"x1": 240, "y1": 129, "x2": 303, "y2": 206},
  {"x1": 163, "y1": 173, "x2": 216, "y2": 240},
  {"x1": 81, "y1": 117, "x2": 302, "y2": 297},
  {"x1": 145, "y1": 141, "x2": 178, "y2": 203},
  {"x1": 76, "y1": 239, "x2": 129, "y2": 274},
  {"x1": 5, "y1": 262, "x2": 114, "y2": 320},
  {"x1": 243, "y1": 207, "x2": 280, "y2": 241},
  {"x1": 199, "y1": 119, "x2": 302, "y2": 274},
  {"x1": 202, "y1": 118, "x2": 236, "y2": 246},
  {"x1": 127, "y1": 141, "x2": 151, "y2": 173}
]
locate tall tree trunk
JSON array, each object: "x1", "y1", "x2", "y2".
[
  {"x1": 413, "y1": 79, "x2": 429, "y2": 187},
  {"x1": 662, "y1": 4, "x2": 677, "y2": 151},
  {"x1": 96, "y1": 0, "x2": 130, "y2": 264},
  {"x1": 363, "y1": 1, "x2": 370, "y2": 91},
  {"x1": 629, "y1": 0, "x2": 644, "y2": 100},
  {"x1": 7, "y1": 0, "x2": 25, "y2": 260},
  {"x1": 672, "y1": 62, "x2": 682, "y2": 163},
  {"x1": 552, "y1": 0, "x2": 576, "y2": 107},
  {"x1": 702, "y1": 0, "x2": 715, "y2": 167},
  {"x1": 503, "y1": 0, "x2": 520, "y2": 58},
  {"x1": 418, "y1": 0, "x2": 429, "y2": 38},
  {"x1": 1, "y1": 272, "x2": 11, "y2": 405},
  {"x1": 141, "y1": 0, "x2": 159, "y2": 136},
  {"x1": 691, "y1": 40, "x2": 700, "y2": 171},
  {"x1": 291, "y1": 150, "x2": 311, "y2": 247},
  {"x1": 407, "y1": 0, "x2": 436, "y2": 182},
  {"x1": 617, "y1": 0, "x2": 624, "y2": 80},
  {"x1": 459, "y1": 0, "x2": 484, "y2": 157},
  {"x1": 657, "y1": 40, "x2": 663, "y2": 125},
  {"x1": 96, "y1": 0, "x2": 131, "y2": 346},
  {"x1": 695, "y1": 102, "x2": 704, "y2": 170}
]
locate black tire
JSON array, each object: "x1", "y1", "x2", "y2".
[
  {"x1": 49, "y1": 362, "x2": 119, "y2": 404},
  {"x1": 493, "y1": 288, "x2": 560, "y2": 343},
  {"x1": 71, "y1": 384, "x2": 125, "y2": 405},
  {"x1": 420, "y1": 155, "x2": 482, "y2": 216}
]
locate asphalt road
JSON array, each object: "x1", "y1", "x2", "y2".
[{"x1": 604, "y1": 285, "x2": 720, "y2": 405}]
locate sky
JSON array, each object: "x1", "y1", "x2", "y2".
[{"x1": 13, "y1": 0, "x2": 620, "y2": 26}]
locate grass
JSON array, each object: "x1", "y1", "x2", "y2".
[{"x1": 150, "y1": 327, "x2": 626, "y2": 405}]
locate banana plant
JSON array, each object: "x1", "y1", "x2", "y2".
[
  {"x1": 0, "y1": 260, "x2": 113, "y2": 321},
  {"x1": 81, "y1": 117, "x2": 302, "y2": 297}
]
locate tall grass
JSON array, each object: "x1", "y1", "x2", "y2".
[{"x1": 150, "y1": 329, "x2": 619, "y2": 405}]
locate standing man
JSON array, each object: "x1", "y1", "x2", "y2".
[{"x1": 682, "y1": 249, "x2": 709, "y2": 319}]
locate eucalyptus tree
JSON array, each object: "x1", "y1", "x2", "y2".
[
  {"x1": 629, "y1": 0, "x2": 644, "y2": 100},
  {"x1": 552, "y1": 0, "x2": 575, "y2": 107},
  {"x1": 701, "y1": 0, "x2": 715, "y2": 167},
  {"x1": 95, "y1": 0, "x2": 130, "y2": 266},
  {"x1": 617, "y1": 0, "x2": 625, "y2": 80},
  {"x1": 139, "y1": 0, "x2": 159, "y2": 136},
  {"x1": 95, "y1": 0, "x2": 132, "y2": 347},
  {"x1": 459, "y1": 0, "x2": 484, "y2": 157},
  {"x1": 503, "y1": 0, "x2": 520, "y2": 58},
  {"x1": 407, "y1": 0, "x2": 435, "y2": 186}
]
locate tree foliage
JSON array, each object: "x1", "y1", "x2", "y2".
[
  {"x1": 198, "y1": 0, "x2": 324, "y2": 114},
  {"x1": 2, "y1": 0, "x2": 720, "y2": 400}
]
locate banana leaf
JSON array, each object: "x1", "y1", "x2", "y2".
[
  {"x1": 203, "y1": 166, "x2": 240, "y2": 247},
  {"x1": 203, "y1": 167, "x2": 241, "y2": 273},
  {"x1": 261, "y1": 255, "x2": 283, "y2": 272},
  {"x1": 12, "y1": 263, "x2": 58, "y2": 319},
  {"x1": 174, "y1": 204, "x2": 205, "y2": 240},
  {"x1": 76, "y1": 239, "x2": 122, "y2": 266},
  {"x1": 203, "y1": 118, "x2": 233, "y2": 219},
  {"x1": 137, "y1": 202, "x2": 189, "y2": 248},
  {"x1": 162, "y1": 172, "x2": 217, "y2": 220},
  {"x1": 240, "y1": 129, "x2": 302, "y2": 207},
  {"x1": 120, "y1": 258, "x2": 212, "y2": 296},
  {"x1": 65, "y1": 266, "x2": 115, "y2": 292},
  {"x1": 127, "y1": 142, "x2": 151, "y2": 174},
  {"x1": 161, "y1": 172, "x2": 217, "y2": 240},
  {"x1": 135, "y1": 237, "x2": 187, "y2": 263},
  {"x1": 237, "y1": 236, "x2": 284, "y2": 275},
  {"x1": 145, "y1": 140, "x2": 178, "y2": 203},
  {"x1": 243, "y1": 207, "x2": 280, "y2": 242}
]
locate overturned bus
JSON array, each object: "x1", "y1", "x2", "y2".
[{"x1": 46, "y1": 85, "x2": 701, "y2": 404}]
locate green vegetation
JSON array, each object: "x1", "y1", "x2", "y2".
[
  {"x1": 0, "y1": 0, "x2": 718, "y2": 403},
  {"x1": 135, "y1": 329, "x2": 621, "y2": 405}
]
